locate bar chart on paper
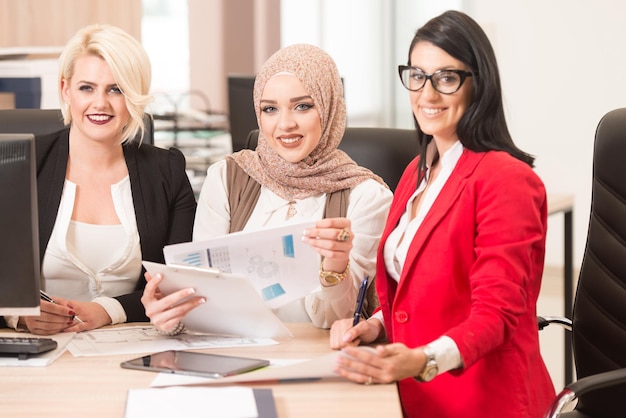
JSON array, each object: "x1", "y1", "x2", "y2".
[{"x1": 163, "y1": 221, "x2": 320, "y2": 309}]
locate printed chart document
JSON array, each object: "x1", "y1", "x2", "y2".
[
  {"x1": 124, "y1": 386, "x2": 277, "y2": 418},
  {"x1": 67, "y1": 325, "x2": 278, "y2": 357},
  {"x1": 143, "y1": 262, "x2": 292, "y2": 339},
  {"x1": 163, "y1": 221, "x2": 320, "y2": 309}
]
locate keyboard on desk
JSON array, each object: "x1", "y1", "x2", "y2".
[{"x1": 0, "y1": 336, "x2": 58, "y2": 360}]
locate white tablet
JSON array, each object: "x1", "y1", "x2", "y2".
[{"x1": 143, "y1": 261, "x2": 292, "y2": 339}]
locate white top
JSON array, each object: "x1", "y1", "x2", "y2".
[
  {"x1": 194, "y1": 158, "x2": 393, "y2": 328},
  {"x1": 41, "y1": 176, "x2": 143, "y2": 324},
  {"x1": 375, "y1": 140, "x2": 464, "y2": 375}
]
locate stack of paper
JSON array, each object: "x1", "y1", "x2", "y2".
[{"x1": 124, "y1": 387, "x2": 277, "y2": 418}]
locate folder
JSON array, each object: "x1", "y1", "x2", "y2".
[
  {"x1": 143, "y1": 261, "x2": 292, "y2": 339},
  {"x1": 124, "y1": 386, "x2": 277, "y2": 418}
]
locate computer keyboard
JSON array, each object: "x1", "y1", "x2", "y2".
[{"x1": 0, "y1": 336, "x2": 58, "y2": 360}]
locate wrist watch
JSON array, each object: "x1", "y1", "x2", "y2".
[
  {"x1": 415, "y1": 345, "x2": 438, "y2": 382},
  {"x1": 319, "y1": 260, "x2": 350, "y2": 287}
]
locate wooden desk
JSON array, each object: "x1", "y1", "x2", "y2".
[
  {"x1": 547, "y1": 193, "x2": 575, "y2": 385},
  {"x1": 0, "y1": 323, "x2": 402, "y2": 418}
]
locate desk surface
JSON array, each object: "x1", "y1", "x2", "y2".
[
  {"x1": 547, "y1": 193, "x2": 574, "y2": 215},
  {"x1": 0, "y1": 323, "x2": 402, "y2": 418}
]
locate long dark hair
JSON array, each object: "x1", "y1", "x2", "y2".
[{"x1": 407, "y1": 10, "x2": 534, "y2": 179}]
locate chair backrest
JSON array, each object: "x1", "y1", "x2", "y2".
[
  {"x1": 571, "y1": 107, "x2": 626, "y2": 416},
  {"x1": 245, "y1": 127, "x2": 419, "y2": 192},
  {"x1": 227, "y1": 75, "x2": 257, "y2": 153},
  {"x1": 0, "y1": 108, "x2": 154, "y2": 145}
]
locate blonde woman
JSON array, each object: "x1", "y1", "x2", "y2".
[{"x1": 2, "y1": 24, "x2": 196, "y2": 335}]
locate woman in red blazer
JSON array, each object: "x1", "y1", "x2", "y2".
[{"x1": 330, "y1": 10, "x2": 555, "y2": 418}]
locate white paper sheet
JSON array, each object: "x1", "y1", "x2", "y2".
[
  {"x1": 153, "y1": 351, "x2": 342, "y2": 386},
  {"x1": 124, "y1": 386, "x2": 258, "y2": 418},
  {"x1": 0, "y1": 331, "x2": 75, "y2": 367},
  {"x1": 150, "y1": 359, "x2": 307, "y2": 387},
  {"x1": 67, "y1": 325, "x2": 278, "y2": 357},
  {"x1": 151, "y1": 347, "x2": 377, "y2": 387},
  {"x1": 162, "y1": 221, "x2": 320, "y2": 309}
]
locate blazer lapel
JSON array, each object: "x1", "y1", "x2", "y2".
[
  {"x1": 38, "y1": 130, "x2": 70, "y2": 261},
  {"x1": 396, "y1": 150, "x2": 486, "y2": 289}
]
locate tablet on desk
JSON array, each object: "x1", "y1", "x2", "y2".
[{"x1": 121, "y1": 350, "x2": 270, "y2": 379}]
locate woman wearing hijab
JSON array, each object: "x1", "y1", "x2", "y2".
[{"x1": 142, "y1": 44, "x2": 393, "y2": 332}]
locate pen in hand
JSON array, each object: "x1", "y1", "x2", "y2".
[
  {"x1": 40, "y1": 290, "x2": 83, "y2": 323},
  {"x1": 352, "y1": 276, "x2": 369, "y2": 327}
]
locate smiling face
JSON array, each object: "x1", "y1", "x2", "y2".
[
  {"x1": 409, "y1": 41, "x2": 473, "y2": 148},
  {"x1": 61, "y1": 54, "x2": 130, "y2": 144},
  {"x1": 258, "y1": 74, "x2": 323, "y2": 163}
]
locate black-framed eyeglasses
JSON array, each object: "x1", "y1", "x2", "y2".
[{"x1": 398, "y1": 65, "x2": 474, "y2": 95}]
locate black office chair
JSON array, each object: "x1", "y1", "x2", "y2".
[
  {"x1": 542, "y1": 108, "x2": 626, "y2": 418},
  {"x1": 0, "y1": 108, "x2": 154, "y2": 145},
  {"x1": 245, "y1": 127, "x2": 419, "y2": 192}
]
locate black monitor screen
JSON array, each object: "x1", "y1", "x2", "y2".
[{"x1": 0, "y1": 134, "x2": 41, "y2": 315}]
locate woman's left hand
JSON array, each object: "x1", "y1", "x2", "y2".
[
  {"x1": 335, "y1": 343, "x2": 426, "y2": 385},
  {"x1": 302, "y1": 217, "x2": 353, "y2": 273}
]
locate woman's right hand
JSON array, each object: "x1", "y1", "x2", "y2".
[
  {"x1": 329, "y1": 317, "x2": 384, "y2": 350},
  {"x1": 141, "y1": 272, "x2": 205, "y2": 333},
  {"x1": 21, "y1": 300, "x2": 78, "y2": 335}
]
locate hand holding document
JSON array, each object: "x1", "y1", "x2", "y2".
[
  {"x1": 162, "y1": 221, "x2": 320, "y2": 309},
  {"x1": 143, "y1": 261, "x2": 292, "y2": 339}
]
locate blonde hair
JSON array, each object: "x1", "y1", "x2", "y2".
[{"x1": 58, "y1": 24, "x2": 152, "y2": 144}]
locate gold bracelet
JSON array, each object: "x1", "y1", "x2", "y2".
[{"x1": 319, "y1": 259, "x2": 350, "y2": 287}]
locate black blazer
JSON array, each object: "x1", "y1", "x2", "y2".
[{"x1": 34, "y1": 128, "x2": 197, "y2": 322}]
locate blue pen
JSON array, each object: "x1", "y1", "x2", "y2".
[{"x1": 352, "y1": 276, "x2": 369, "y2": 326}]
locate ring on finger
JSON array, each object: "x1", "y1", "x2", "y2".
[
  {"x1": 336, "y1": 228, "x2": 350, "y2": 242},
  {"x1": 365, "y1": 375, "x2": 373, "y2": 385}
]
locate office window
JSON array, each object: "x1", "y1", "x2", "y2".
[
  {"x1": 141, "y1": 0, "x2": 189, "y2": 112},
  {"x1": 280, "y1": 0, "x2": 461, "y2": 129}
]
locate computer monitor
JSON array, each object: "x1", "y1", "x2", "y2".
[
  {"x1": 0, "y1": 134, "x2": 41, "y2": 315},
  {"x1": 227, "y1": 75, "x2": 258, "y2": 153},
  {"x1": 0, "y1": 77, "x2": 42, "y2": 109}
]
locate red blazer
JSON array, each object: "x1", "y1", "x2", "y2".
[{"x1": 376, "y1": 149, "x2": 555, "y2": 418}]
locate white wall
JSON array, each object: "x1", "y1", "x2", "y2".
[
  {"x1": 281, "y1": 0, "x2": 460, "y2": 128},
  {"x1": 282, "y1": 0, "x2": 626, "y2": 269},
  {"x1": 281, "y1": 0, "x2": 393, "y2": 126},
  {"x1": 466, "y1": 1, "x2": 626, "y2": 268}
]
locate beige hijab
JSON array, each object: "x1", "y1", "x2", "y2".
[{"x1": 230, "y1": 43, "x2": 385, "y2": 200}]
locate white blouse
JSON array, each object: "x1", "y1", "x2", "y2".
[
  {"x1": 193, "y1": 158, "x2": 393, "y2": 328},
  {"x1": 375, "y1": 140, "x2": 464, "y2": 375},
  {"x1": 41, "y1": 176, "x2": 142, "y2": 324}
]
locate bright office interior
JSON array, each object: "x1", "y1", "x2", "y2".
[
  {"x1": 142, "y1": 1, "x2": 626, "y2": 392},
  {"x1": 3, "y1": 0, "x2": 624, "y2": 391},
  {"x1": 144, "y1": 0, "x2": 626, "y2": 272}
]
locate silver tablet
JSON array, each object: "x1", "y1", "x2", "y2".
[{"x1": 121, "y1": 350, "x2": 269, "y2": 379}]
